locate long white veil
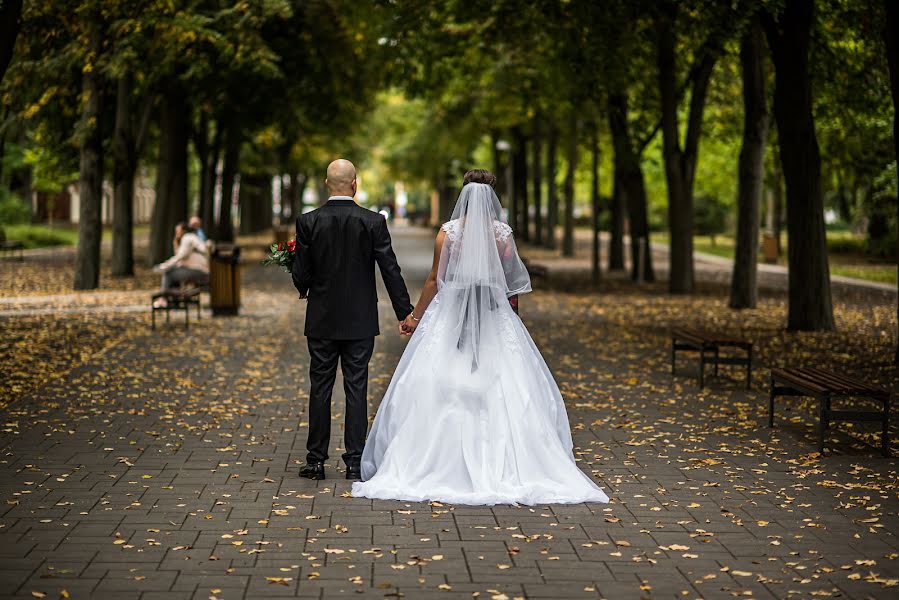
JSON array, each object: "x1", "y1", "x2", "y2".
[{"x1": 436, "y1": 183, "x2": 531, "y2": 370}]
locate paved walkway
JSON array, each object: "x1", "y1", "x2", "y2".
[{"x1": 0, "y1": 226, "x2": 896, "y2": 600}]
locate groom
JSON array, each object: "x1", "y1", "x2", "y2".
[{"x1": 292, "y1": 159, "x2": 414, "y2": 480}]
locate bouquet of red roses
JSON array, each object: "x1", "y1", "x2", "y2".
[{"x1": 263, "y1": 238, "x2": 296, "y2": 272}]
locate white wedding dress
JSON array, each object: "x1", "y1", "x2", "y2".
[{"x1": 351, "y1": 183, "x2": 608, "y2": 506}]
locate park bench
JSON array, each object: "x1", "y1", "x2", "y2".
[
  {"x1": 769, "y1": 367, "x2": 891, "y2": 456},
  {"x1": 0, "y1": 226, "x2": 24, "y2": 261},
  {"x1": 151, "y1": 286, "x2": 206, "y2": 330},
  {"x1": 670, "y1": 327, "x2": 753, "y2": 389},
  {"x1": 0, "y1": 240, "x2": 24, "y2": 261},
  {"x1": 521, "y1": 257, "x2": 548, "y2": 282}
]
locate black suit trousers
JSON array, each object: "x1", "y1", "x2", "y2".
[{"x1": 306, "y1": 337, "x2": 375, "y2": 467}]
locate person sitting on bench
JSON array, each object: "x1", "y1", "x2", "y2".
[{"x1": 153, "y1": 221, "x2": 209, "y2": 308}]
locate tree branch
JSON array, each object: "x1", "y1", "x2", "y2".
[
  {"x1": 684, "y1": 52, "x2": 717, "y2": 163},
  {"x1": 637, "y1": 24, "x2": 730, "y2": 155}
]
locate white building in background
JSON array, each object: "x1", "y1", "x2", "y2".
[{"x1": 34, "y1": 170, "x2": 156, "y2": 225}]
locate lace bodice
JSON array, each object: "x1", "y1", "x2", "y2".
[{"x1": 441, "y1": 219, "x2": 513, "y2": 243}]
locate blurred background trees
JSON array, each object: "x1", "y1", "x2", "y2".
[{"x1": 0, "y1": 0, "x2": 896, "y2": 332}]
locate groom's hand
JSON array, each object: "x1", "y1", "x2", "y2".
[{"x1": 400, "y1": 313, "x2": 418, "y2": 336}]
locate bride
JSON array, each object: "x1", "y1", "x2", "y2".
[{"x1": 351, "y1": 170, "x2": 608, "y2": 506}]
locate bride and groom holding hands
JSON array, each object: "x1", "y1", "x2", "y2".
[{"x1": 291, "y1": 159, "x2": 608, "y2": 506}]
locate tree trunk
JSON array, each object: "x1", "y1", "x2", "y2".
[
  {"x1": 562, "y1": 115, "x2": 577, "y2": 257},
  {"x1": 315, "y1": 176, "x2": 328, "y2": 206},
  {"x1": 512, "y1": 127, "x2": 528, "y2": 239},
  {"x1": 491, "y1": 131, "x2": 504, "y2": 197},
  {"x1": 771, "y1": 149, "x2": 784, "y2": 255},
  {"x1": 729, "y1": 16, "x2": 769, "y2": 309},
  {"x1": 0, "y1": 107, "x2": 7, "y2": 183},
  {"x1": 112, "y1": 73, "x2": 136, "y2": 277},
  {"x1": 608, "y1": 162, "x2": 626, "y2": 271},
  {"x1": 201, "y1": 135, "x2": 221, "y2": 233},
  {"x1": 591, "y1": 121, "x2": 601, "y2": 283},
  {"x1": 609, "y1": 92, "x2": 654, "y2": 282},
  {"x1": 195, "y1": 112, "x2": 222, "y2": 234},
  {"x1": 290, "y1": 172, "x2": 307, "y2": 218},
  {"x1": 657, "y1": 5, "x2": 717, "y2": 293},
  {"x1": 217, "y1": 125, "x2": 240, "y2": 242},
  {"x1": 764, "y1": 0, "x2": 835, "y2": 331},
  {"x1": 545, "y1": 123, "x2": 558, "y2": 249},
  {"x1": 149, "y1": 87, "x2": 189, "y2": 264},
  {"x1": 0, "y1": 0, "x2": 23, "y2": 84},
  {"x1": 239, "y1": 174, "x2": 272, "y2": 234},
  {"x1": 532, "y1": 117, "x2": 543, "y2": 246},
  {"x1": 883, "y1": 0, "x2": 898, "y2": 360},
  {"x1": 195, "y1": 112, "x2": 210, "y2": 226},
  {"x1": 438, "y1": 178, "x2": 457, "y2": 224},
  {"x1": 73, "y1": 28, "x2": 105, "y2": 290}
]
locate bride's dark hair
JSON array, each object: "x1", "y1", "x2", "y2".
[{"x1": 463, "y1": 169, "x2": 496, "y2": 188}]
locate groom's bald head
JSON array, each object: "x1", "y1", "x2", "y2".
[{"x1": 326, "y1": 159, "x2": 357, "y2": 197}]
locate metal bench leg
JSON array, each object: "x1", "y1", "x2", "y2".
[
  {"x1": 670, "y1": 339, "x2": 676, "y2": 376},
  {"x1": 713, "y1": 347, "x2": 719, "y2": 377},
  {"x1": 818, "y1": 397, "x2": 829, "y2": 454},
  {"x1": 746, "y1": 347, "x2": 753, "y2": 390},
  {"x1": 768, "y1": 375, "x2": 775, "y2": 428},
  {"x1": 698, "y1": 349, "x2": 705, "y2": 388},
  {"x1": 185, "y1": 304, "x2": 190, "y2": 330},
  {"x1": 166, "y1": 306, "x2": 171, "y2": 325}
]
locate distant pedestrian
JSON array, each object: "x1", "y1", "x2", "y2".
[{"x1": 189, "y1": 216, "x2": 207, "y2": 242}]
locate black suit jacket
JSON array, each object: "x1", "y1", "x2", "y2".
[{"x1": 292, "y1": 198, "x2": 413, "y2": 339}]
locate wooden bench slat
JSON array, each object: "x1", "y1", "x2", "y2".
[
  {"x1": 773, "y1": 368, "x2": 832, "y2": 395},
  {"x1": 803, "y1": 367, "x2": 889, "y2": 397},
  {"x1": 800, "y1": 367, "x2": 863, "y2": 390},
  {"x1": 775, "y1": 367, "x2": 888, "y2": 398},
  {"x1": 671, "y1": 329, "x2": 708, "y2": 345},
  {"x1": 776, "y1": 368, "x2": 837, "y2": 394},
  {"x1": 673, "y1": 328, "x2": 749, "y2": 347}
]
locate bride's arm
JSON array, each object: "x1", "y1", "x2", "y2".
[{"x1": 403, "y1": 230, "x2": 445, "y2": 333}]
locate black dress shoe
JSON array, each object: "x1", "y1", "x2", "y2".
[
  {"x1": 300, "y1": 463, "x2": 325, "y2": 480},
  {"x1": 345, "y1": 466, "x2": 361, "y2": 480}
]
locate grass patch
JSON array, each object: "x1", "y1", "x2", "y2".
[
  {"x1": 4, "y1": 224, "x2": 78, "y2": 248},
  {"x1": 831, "y1": 265, "x2": 898, "y2": 285},
  {"x1": 650, "y1": 232, "x2": 897, "y2": 286},
  {"x1": 1, "y1": 223, "x2": 150, "y2": 249}
]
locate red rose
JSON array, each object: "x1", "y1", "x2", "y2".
[
  {"x1": 277, "y1": 242, "x2": 285, "y2": 251},
  {"x1": 287, "y1": 240, "x2": 296, "y2": 252}
]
